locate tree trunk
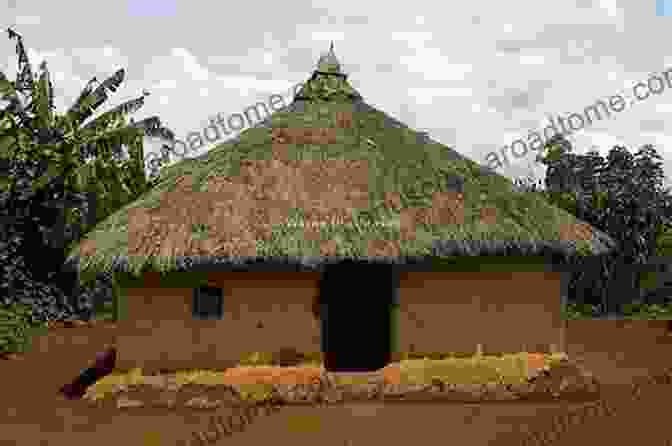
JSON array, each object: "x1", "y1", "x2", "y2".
[
  {"x1": 605, "y1": 260, "x2": 638, "y2": 314},
  {"x1": 93, "y1": 293, "x2": 105, "y2": 318}
]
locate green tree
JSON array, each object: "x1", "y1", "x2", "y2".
[
  {"x1": 516, "y1": 134, "x2": 672, "y2": 315},
  {"x1": 0, "y1": 27, "x2": 175, "y2": 314}
]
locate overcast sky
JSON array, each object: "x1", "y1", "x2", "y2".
[{"x1": 2, "y1": 0, "x2": 671, "y2": 188}]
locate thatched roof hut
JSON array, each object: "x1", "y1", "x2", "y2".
[
  {"x1": 63, "y1": 43, "x2": 617, "y2": 373},
  {"x1": 64, "y1": 43, "x2": 615, "y2": 281}
]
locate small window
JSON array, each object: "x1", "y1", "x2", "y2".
[{"x1": 193, "y1": 286, "x2": 223, "y2": 319}]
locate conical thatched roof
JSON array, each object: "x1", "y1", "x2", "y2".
[{"x1": 65, "y1": 43, "x2": 617, "y2": 281}]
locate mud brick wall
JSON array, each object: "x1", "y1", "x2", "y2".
[
  {"x1": 397, "y1": 271, "x2": 566, "y2": 357},
  {"x1": 115, "y1": 272, "x2": 322, "y2": 374},
  {"x1": 114, "y1": 270, "x2": 565, "y2": 373}
]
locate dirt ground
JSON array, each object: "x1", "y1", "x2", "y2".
[{"x1": 2, "y1": 319, "x2": 672, "y2": 446}]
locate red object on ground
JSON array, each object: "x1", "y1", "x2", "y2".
[{"x1": 59, "y1": 347, "x2": 116, "y2": 400}]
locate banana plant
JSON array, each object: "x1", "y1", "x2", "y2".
[{"x1": 0, "y1": 27, "x2": 176, "y2": 248}]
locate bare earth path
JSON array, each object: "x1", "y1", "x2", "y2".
[{"x1": 2, "y1": 319, "x2": 672, "y2": 446}]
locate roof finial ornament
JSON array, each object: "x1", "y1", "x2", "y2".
[{"x1": 315, "y1": 41, "x2": 342, "y2": 75}]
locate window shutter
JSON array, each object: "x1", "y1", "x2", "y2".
[{"x1": 193, "y1": 286, "x2": 223, "y2": 319}]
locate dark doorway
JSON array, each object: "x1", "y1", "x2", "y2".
[{"x1": 319, "y1": 261, "x2": 399, "y2": 372}]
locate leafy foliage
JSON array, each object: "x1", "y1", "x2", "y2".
[
  {"x1": 0, "y1": 303, "x2": 32, "y2": 355},
  {"x1": 654, "y1": 225, "x2": 672, "y2": 257},
  {"x1": 0, "y1": 28, "x2": 176, "y2": 248},
  {"x1": 0, "y1": 302, "x2": 48, "y2": 355},
  {"x1": 0, "y1": 217, "x2": 91, "y2": 322},
  {"x1": 514, "y1": 133, "x2": 672, "y2": 315},
  {"x1": 0, "y1": 28, "x2": 175, "y2": 321},
  {"x1": 561, "y1": 302, "x2": 602, "y2": 319}
]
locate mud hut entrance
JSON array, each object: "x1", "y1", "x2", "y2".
[{"x1": 318, "y1": 262, "x2": 400, "y2": 372}]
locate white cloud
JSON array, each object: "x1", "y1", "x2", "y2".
[
  {"x1": 309, "y1": 31, "x2": 346, "y2": 46},
  {"x1": 157, "y1": 48, "x2": 298, "y2": 94},
  {"x1": 65, "y1": 46, "x2": 130, "y2": 75},
  {"x1": 566, "y1": 39, "x2": 587, "y2": 58},
  {"x1": 151, "y1": 79, "x2": 178, "y2": 90},
  {"x1": 171, "y1": 47, "x2": 210, "y2": 82},
  {"x1": 389, "y1": 31, "x2": 434, "y2": 47},
  {"x1": 518, "y1": 53, "x2": 546, "y2": 66},
  {"x1": 401, "y1": 53, "x2": 473, "y2": 81},
  {"x1": 655, "y1": 103, "x2": 672, "y2": 113},
  {"x1": 638, "y1": 132, "x2": 672, "y2": 151},
  {"x1": 4, "y1": 0, "x2": 670, "y2": 187},
  {"x1": 22, "y1": 48, "x2": 59, "y2": 70},
  {"x1": 598, "y1": 0, "x2": 623, "y2": 19},
  {"x1": 13, "y1": 16, "x2": 41, "y2": 26},
  {"x1": 606, "y1": 71, "x2": 619, "y2": 82},
  {"x1": 576, "y1": 131, "x2": 631, "y2": 155},
  {"x1": 408, "y1": 87, "x2": 474, "y2": 104}
]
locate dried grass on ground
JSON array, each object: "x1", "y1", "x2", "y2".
[{"x1": 83, "y1": 352, "x2": 579, "y2": 406}]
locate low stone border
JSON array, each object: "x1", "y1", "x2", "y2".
[
  {"x1": 75, "y1": 358, "x2": 604, "y2": 446},
  {"x1": 85, "y1": 357, "x2": 601, "y2": 410},
  {"x1": 267, "y1": 358, "x2": 601, "y2": 404}
]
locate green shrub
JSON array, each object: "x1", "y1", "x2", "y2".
[
  {"x1": 644, "y1": 303, "x2": 672, "y2": 317},
  {"x1": 562, "y1": 302, "x2": 601, "y2": 319},
  {"x1": 563, "y1": 301, "x2": 672, "y2": 319},
  {"x1": 0, "y1": 303, "x2": 47, "y2": 355},
  {"x1": 621, "y1": 301, "x2": 648, "y2": 316},
  {"x1": 620, "y1": 302, "x2": 672, "y2": 319}
]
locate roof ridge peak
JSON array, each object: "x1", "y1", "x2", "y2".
[{"x1": 316, "y1": 41, "x2": 342, "y2": 74}]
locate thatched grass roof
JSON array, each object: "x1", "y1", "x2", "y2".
[{"x1": 64, "y1": 44, "x2": 617, "y2": 281}]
